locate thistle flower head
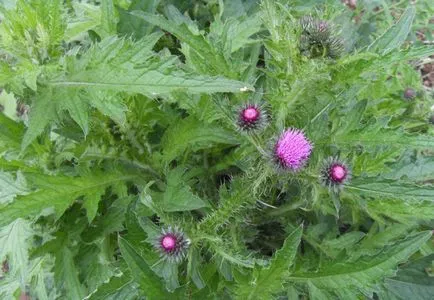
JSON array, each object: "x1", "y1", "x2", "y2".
[
  {"x1": 236, "y1": 103, "x2": 268, "y2": 132},
  {"x1": 152, "y1": 226, "x2": 190, "y2": 263},
  {"x1": 320, "y1": 157, "x2": 351, "y2": 192},
  {"x1": 273, "y1": 128, "x2": 313, "y2": 171},
  {"x1": 403, "y1": 88, "x2": 416, "y2": 100},
  {"x1": 299, "y1": 16, "x2": 344, "y2": 59}
]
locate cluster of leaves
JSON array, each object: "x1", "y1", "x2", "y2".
[{"x1": 0, "y1": 0, "x2": 433, "y2": 299}]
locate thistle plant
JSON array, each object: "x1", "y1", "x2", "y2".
[
  {"x1": 299, "y1": 15, "x2": 344, "y2": 58},
  {"x1": 0, "y1": 1, "x2": 433, "y2": 300}
]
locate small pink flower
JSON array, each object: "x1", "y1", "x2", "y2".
[
  {"x1": 274, "y1": 128, "x2": 312, "y2": 171},
  {"x1": 161, "y1": 234, "x2": 177, "y2": 252},
  {"x1": 320, "y1": 157, "x2": 351, "y2": 192},
  {"x1": 237, "y1": 103, "x2": 267, "y2": 132},
  {"x1": 153, "y1": 226, "x2": 190, "y2": 263}
]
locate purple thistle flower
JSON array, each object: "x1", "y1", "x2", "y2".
[
  {"x1": 152, "y1": 226, "x2": 190, "y2": 263},
  {"x1": 273, "y1": 128, "x2": 313, "y2": 171},
  {"x1": 320, "y1": 157, "x2": 351, "y2": 192},
  {"x1": 237, "y1": 103, "x2": 268, "y2": 132}
]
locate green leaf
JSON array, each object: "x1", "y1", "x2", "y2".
[
  {"x1": 77, "y1": 243, "x2": 114, "y2": 292},
  {"x1": 210, "y1": 14, "x2": 262, "y2": 53},
  {"x1": 368, "y1": 6, "x2": 416, "y2": 55},
  {"x1": 333, "y1": 128, "x2": 434, "y2": 150},
  {"x1": 0, "y1": 171, "x2": 28, "y2": 204},
  {"x1": 49, "y1": 36, "x2": 252, "y2": 94},
  {"x1": 236, "y1": 226, "x2": 303, "y2": 299},
  {"x1": 28, "y1": 256, "x2": 55, "y2": 300},
  {"x1": 0, "y1": 90, "x2": 18, "y2": 121},
  {"x1": 367, "y1": 199, "x2": 434, "y2": 224},
  {"x1": 100, "y1": 0, "x2": 117, "y2": 38},
  {"x1": 347, "y1": 178, "x2": 434, "y2": 202},
  {"x1": 88, "y1": 91, "x2": 127, "y2": 125},
  {"x1": 162, "y1": 116, "x2": 239, "y2": 162},
  {"x1": 117, "y1": 0, "x2": 160, "y2": 39},
  {"x1": 289, "y1": 231, "x2": 432, "y2": 298},
  {"x1": 21, "y1": 88, "x2": 57, "y2": 150},
  {"x1": 54, "y1": 247, "x2": 86, "y2": 300},
  {"x1": 160, "y1": 168, "x2": 207, "y2": 212},
  {"x1": 385, "y1": 154, "x2": 434, "y2": 181},
  {"x1": 88, "y1": 274, "x2": 139, "y2": 300},
  {"x1": 82, "y1": 196, "x2": 133, "y2": 243},
  {"x1": 0, "y1": 112, "x2": 25, "y2": 151},
  {"x1": 0, "y1": 218, "x2": 33, "y2": 285},
  {"x1": 383, "y1": 254, "x2": 434, "y2": 300},
  {"x1": 118, "y1": 236, "x2": 169, "y2": 299},
  {"x1": 65, "y1": 2, "x2": 101, "y2": 42},
  {"x1": 0, "y1": 172, "x2": 135, "y2": 226},
  {"x1": 61, "y1": 90, "x2": 89, "y2": 136},
  {"x1": 129, "y1": 11, "x2": 234, "y2": 77}
]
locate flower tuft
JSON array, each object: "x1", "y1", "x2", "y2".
[
  {"x1": 236, "y1": 103, "x2": 268, "y2": 132},
  {"x1": 273, "y1": 128, "x2": 313, "y2": 171},
  {"x1": 152, "y1": 226, "x2": 190, "y2": 263},
  {"x1": 319, "y1": 157, "x2": 351, "y2": 192},
  {"x1": 299, "y1": 16, "x2": 344, "y2": 59}
]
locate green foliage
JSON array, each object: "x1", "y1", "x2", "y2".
[{"x1": 0, "y1": 0, "x2": 433, "y2": 299}]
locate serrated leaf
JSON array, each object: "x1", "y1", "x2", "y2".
[
  {"x1": 129, "y1": 11, "x2": 234, "y2": 77},
  {"x1": 236, "y1": 226, "x2": 303, "y2": 299},
  {"x1": 65, "y1": 2, "x2": 101, "y2": 42},
  {"x1": 82, "y1": 196, "x2": 133, "y2": 243},
  {"x1": 334, "y1": 128, "x2": 434, "y2": 150},
  {"x1": 28, "y1": 256, "x2": 56, "y2": 300},
  {"x1": 49, "y1": 36, "x2": 252, "y2": 94},
  {"x1": 82, "y1": 188, "x2": 105, "y2": 223},
  {"x1": 289, "y1": 231, "x2": 432, "y2": 297},
  {"x1": 383, "y1": 254, "x2": 434, "y2": 300},
  {"x1": 368, "y1": 6, "x2": 416, "y2": 55},
  {"x1": 88, "y1": 91, "x2": 127, "y2": 125},
  {"x1": 0, "y1": 90, "x2": 18, "y2": 121},
  {"x1": 385, "y1": 154, "x2": 434, "y2": 181},
  {"x1": 0, "y1": 171, "x2": 28, "y2": 204},
  {"x1": 367, "y1": 199, "x2": 434, "y2": 224},
  {"x1": 22, "y1": 88, "x2": 57, "y2": 150},
  {"x1": 0, "y1": 172, "x2": 135, "y2": 226},
  {"x1": 117, "y1": 0, "x2": 160, "y2": 38},
  {"x1": 100, "y1": 0, "x2": 117, "y2": 38},
  {"x1": 161, "y1": 167, "x2": 207, "y2": 212},
  {"x1": 77, "y1": 244, "x2": 114, "y2": 292},
  {"x1": 61, "y1": 90, "x2": 89, "y2": 136},
  {"x1": 347, "y1": 178, "x2": 434, "y2": 202},
  {"x1": 54, "y1": 247, "x2": 86, "y2": 300},
  {"x1": 0, "y1": 112, "x2": 25, "y2": 151},
  {"x1": 0, "y1": 218, "x2": 33, "y2": 285},
  {"x1": 87, "y1": 274, "x2": 138, "y2": 300},
  {"x1": 118, "y1": 236, "x2": 169, "y2": 299},
  {"x1": 162, "y1": 116, "x2": 239, "y2": 162}
]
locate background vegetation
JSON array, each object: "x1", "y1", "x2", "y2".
[{"x1": 0, "y1": 0, "x2": 433, "y2": 299}]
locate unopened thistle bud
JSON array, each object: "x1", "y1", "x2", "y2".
[
  {"x1": 299, "y1": 16, "x2": 344, "y2": 59},
  {"x1": 403, "y1": 88, "x2": 417, "y2": 100},
  {"x1": 236, "y1": 103, "x2": 268, "y2": 132},
  {"x1": 273, "y1": 128, "x2": 313, "y2": 171},
  {"x1": 152, "y1": 226, "x2": 190, "y2": 263},
  {"x1": 320, "y1": 157, "x2": 351, "y2": 192}
]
